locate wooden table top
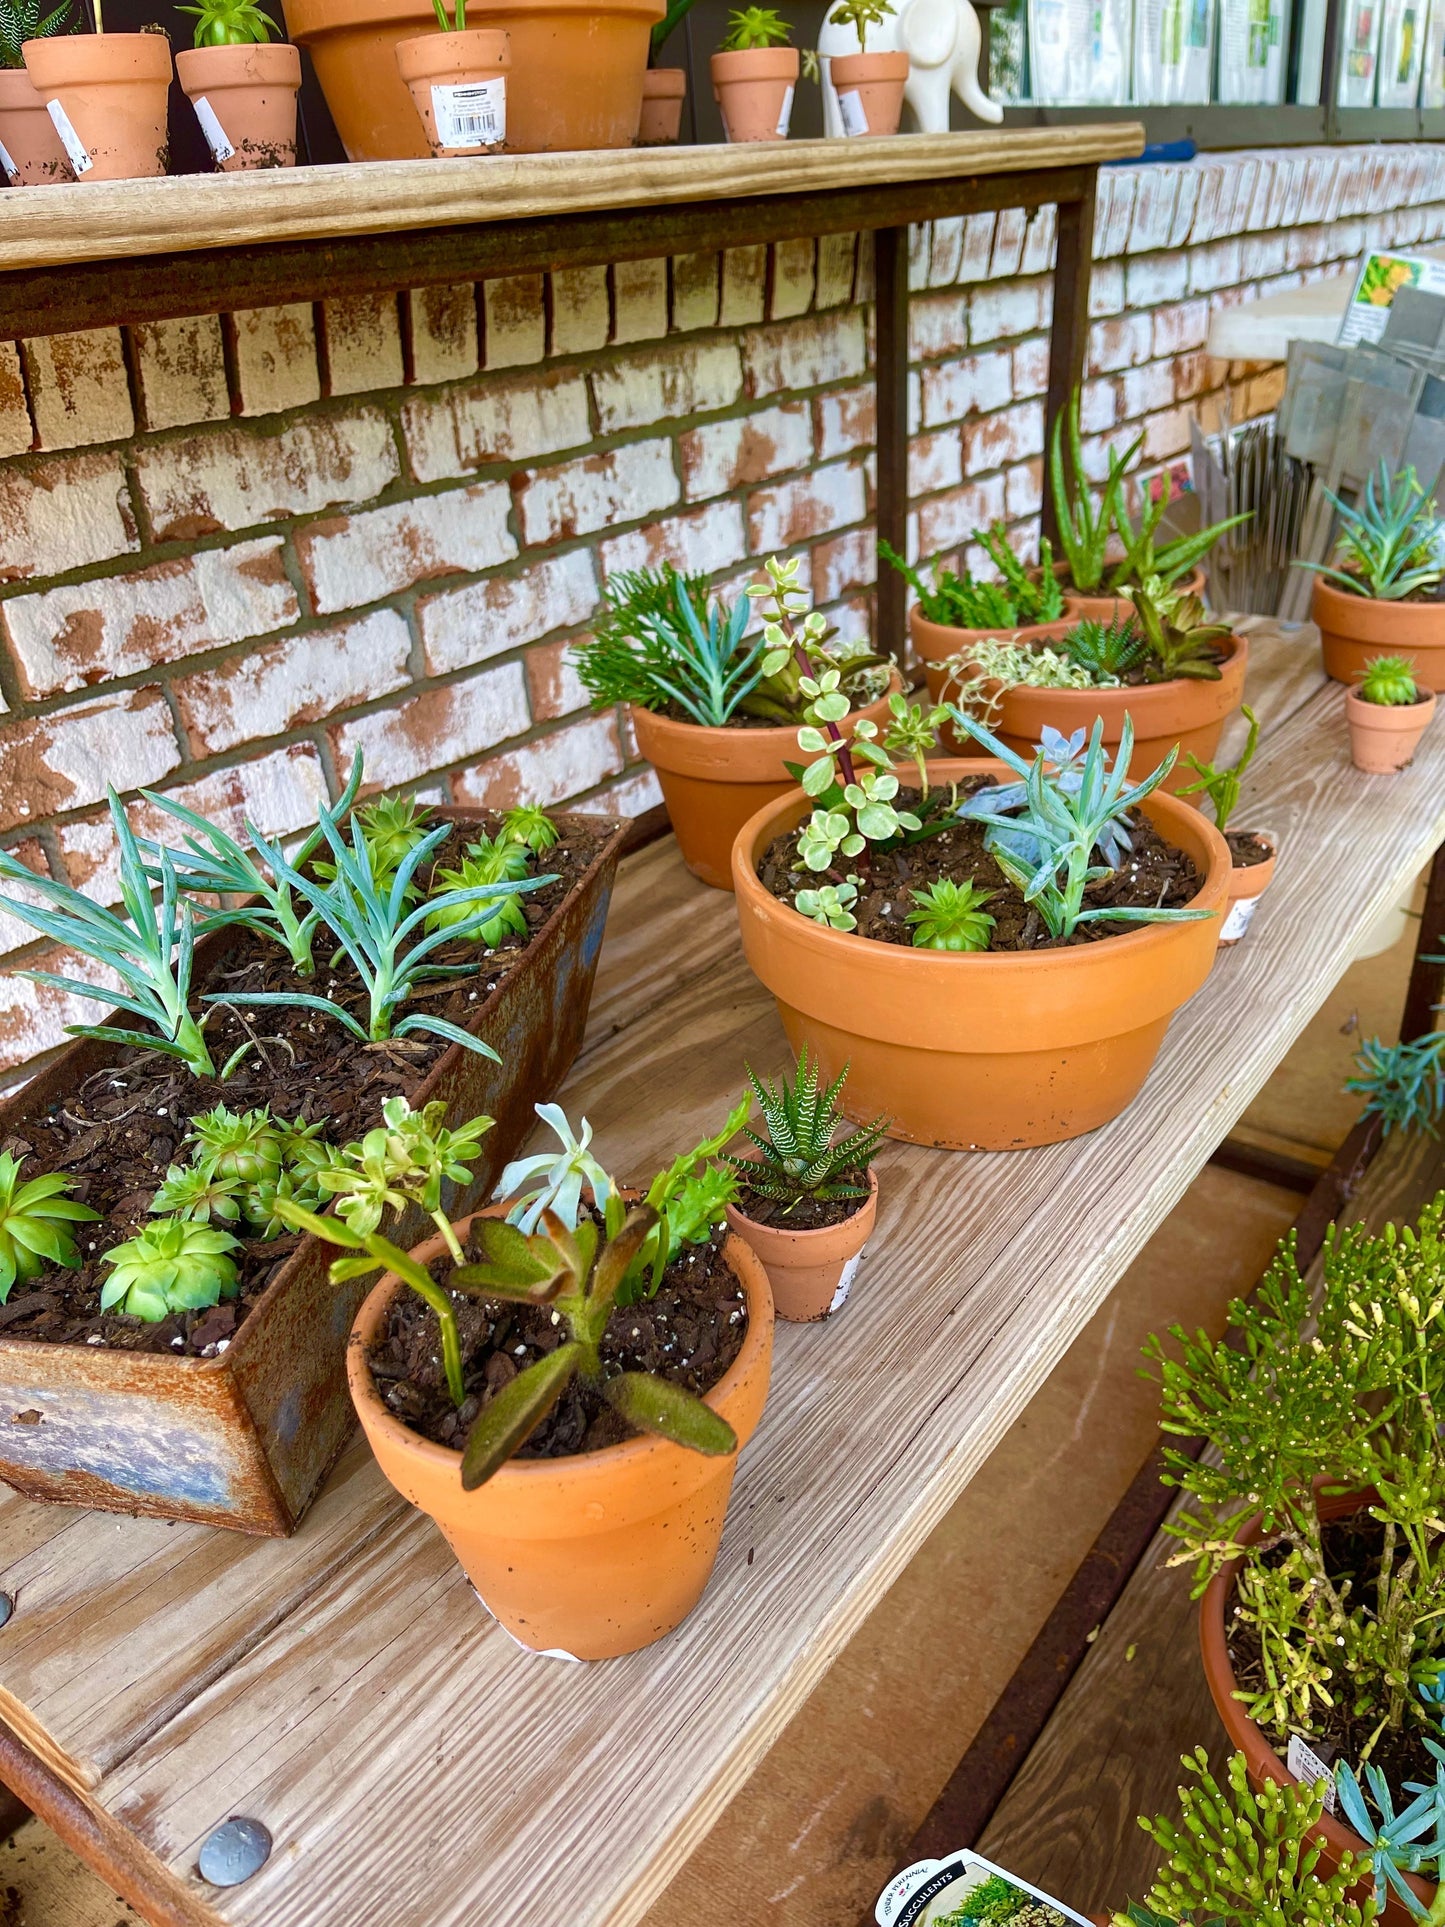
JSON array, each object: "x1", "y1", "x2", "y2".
[{"x1": 0, "y1": 625, "x2": 1436, "y2": 1927}]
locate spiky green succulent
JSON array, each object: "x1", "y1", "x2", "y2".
[
  {"x1": 1061, "y1": 615, "x2": 1146, "y2": 683},
  {"x1": 426, "y1": 834, "x2": 532, "y2": 945},
  {"x1": 725, "y1": 1046, "x2": 886, "y2": 1211},
  {"x1": 157, "y1": 1106, "x2": 329, "y2": 1238},
  {"x1": 0, "y1": 1155, "x2": 98, "y2": 1303},
  {"x1": 1359, "y1": 654, "x2": 1423, "y2": 707},
  {"x1": 99, "y1": 1218, "x2": 241, "y2": 1323},
  {"x1": 316, "y1": 793, "x2": 435, "y2": 899},
  {"x1": 185, "y1": 1105, "x2": 286, "y2": 1188},
  {"x1": 499, "y1": 805, "x2": 560, "y2": 855},
  {"x1": 904, "y1": 878, "x2": 997, "y2": 952}
]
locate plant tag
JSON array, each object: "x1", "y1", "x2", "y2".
[
  {"x1": 829, "y1": 1247, "x2": 867, "y2": 1314},
  {"x1": 1219, "y1": 894, "x2": 1259, "y2": 944},
  {"x1": 876, "y1": 1850, "x2": 1092, "y2": 1927},
  {"x1": 191, "y1": 96, "x2": 236, "y2": 164},
  {"x1": 0, "y1": 139, "x2": 17, "y2": 186},
  {"x1": 1286, "y1": 1734, "x2": 1338, "y2": 1812},
  {"x1": 431, "y1": 77, "x2": 506, "y2": 150},
  {"x1": 837, "y1": 87, "x2": 870, "y2": 135},
  {"x1": 44, "y1": 99, "x2": 91, "y2": 176},
  {"x1": 775, "y1": 83, "x2": 795, "y2": 135}
]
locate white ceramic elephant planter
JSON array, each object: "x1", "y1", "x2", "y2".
[{"x1": 817, "y1": 0, "x2": 1003, "y2": 134}]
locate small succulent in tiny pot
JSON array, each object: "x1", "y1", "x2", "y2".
[
  {"x1": 1177, "y1": 705, "x2": 1275, "y2": 946},
  {"x1": 22, "y1": 0, "x2": 173, "y2": 184},
  {"x1": 824, "y1": 0, "x2": 905, "y2": 136},
  {"x1": 711, "y1": 6, "x2": 798, "y2": 141},
  {"x1": 1346, "y1": 653, "x2": 1437, "y2": 774},
  {"x1": 0, "y1": 0, "x2": 73, "y2": 183},
  {"x1": 395, "y1": 0, "x2": 509, "y2": 157},
  {"x1": 174, "y1": 0, "x2": 300, "y2": 170}
]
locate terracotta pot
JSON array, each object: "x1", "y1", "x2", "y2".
[
  {"x1": 912, "y1": 612, "x2": 1077, "y2": 709},
  {"x1": 1219, "y1": 830, "x2": 1276, "y2": 947},
  {"x1": 710, "y1": 46, "x2": 797, "y2": 142},
  {"x1": 0, "y1": 65, "x2": 70, "y2": 183},
  {"x1": 175, "y1": 42, "x2": 301, "y2": 171},
  {"x1": 395, "y1": 27, "x2": 508, "y2": 154},
  {"x1": 637, "y1": 63, "x2": 684, "y2": 141},
  {"x1": 1201, "y1": 1491, "x2": 1431, "y2": 1924},
  {"x1": 913, "y1": 608, "x2": 1249, "y2": 803},
  {"x1": 1314, "y1": 577, "x2": 1445, "y2": 690},
  {"x1": 631, "y1": 669, "x2": 902, "y2": 892},
  {"x1": 726, "y1": 1165, "x2": 878, "y2": 1323},
  {"x1": 828, "y1": 49, "x2": 908, "y2": 135},
  {"x1": 281, "y1": 0, "x2": 660, "y2": 160},
  {"x1": 1345, "y1": 685, "x2": 1436, "y2": 773},
  {"x1": 1066, "y1": 565, "x2": 1209, "y2": 623},
  {"x1": 732, "y1": 759, "x2": 1230, "y2": 1150},
  {"x1": 22, "y1": 32, "x2": 172, "y2": 181},
  {"x1": 348, "y1": 1210, "x2": 775, "y2": 1659}
]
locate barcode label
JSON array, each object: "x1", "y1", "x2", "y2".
[
  {"x1": 837, "y1": 86, "x2": 869, "y2": 135},
  {"x1": 192, "y1": 95, "x2": 236, "y2": 164},
  {"x1": 1286, "y1": 1734, "x2": 1338, "y2": 1812},
  {"x1": 775, "y1": 82, "x2": 795, "y2": 136},
  {"x1": 44, "y1": 99, "x2": 91, "y2": 175},
  {"x1": 431, "y1": 77, "x2": 506, "y2": 150}
]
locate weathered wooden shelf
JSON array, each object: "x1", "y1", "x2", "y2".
[{"x1": 0, "y1": 630, "x2": 1440, "y2": 1927}]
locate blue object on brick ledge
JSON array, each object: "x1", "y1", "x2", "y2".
[{"x1": 1105, "y1": 139, "x2": 1197, "y2": 165}]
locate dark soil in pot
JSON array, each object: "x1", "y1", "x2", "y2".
[
  {"x1": 372, "y1": 1227, "x2": 747, "y2": 1454},
  {"x1": 0, "y1": 815, "x2": 607, "y2": 1359},
  {"x1": 1226, "y1": 831, "x2": 1273, "y2": 867},
  {"x1": 731, "y1": 1181, "x2": 869, "y2": 1231}
]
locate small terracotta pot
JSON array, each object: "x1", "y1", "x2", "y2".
[
  {"x1": 732, "y1": 759, "x2": 1230, "y2": 1150},
  {"x1": 22, "y1": 32, "x2": 172, "y2": 181},
  {"x1": 1219, "y1": 830, "x2": 1276, "y2": 946},
  {"x1": 175, "y1": 42, "x2": 301, "y2": 170},
  {"x1": 1066, "y1": 565, "x2": 1208, "y2": 623},
  {"x1": 828, "y1": 49, "x2": 907, "y2": 135},
  {"x1": 726, "y1": 1166, "x2": 878, "y2": 1323},
  {"x1": 1345, "y1": 685, "x2": 1436, "y2": 773},
  {"x1": 637, "y1": 64, "x2": 684, "y2": 142},
  {"x1": 631, "y1": 670, "x2": 901, "y2": 892},
  {"x1": 0, "y1": 64, "x2": 70, "y2": 183},
  {"x1": 1201, "y1": 1491, "x2": 1431, "y2": 1924},
  {"x1": 348, "y1": 1208, "x2": 775, "y2": 1660},
  {"x1": 1314, "y1": 577, "x2": 1445, "y2": 691},
  {"x1": 395, "y1": 27, "x2": 508, "y2": 154},
  {"x1": 711, "y1": 45, "x2": 797, "y2": 142}
]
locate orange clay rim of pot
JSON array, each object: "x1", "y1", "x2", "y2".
[
  {"x1": 1226, "y1": 830, "x2": 1276, "y2": 898},
  {"x1": 910, "y1": 607, "x2": 1077, "y2": 663},
  {"x1": 1313, "y1": 573, "x2": 1445, "y2": 644},
  {"x1": 1345, "y1": 684, "x2": 1437, "y2": 727},
  {"x1": 642, "y1": 65, "x2": 686, "y2": 96},
  {"x1": 346, "y1": 1205, "x2": 774, "y2": 1496},
  {"x1": 629, "y1": 667, "x2": 902, "y2": 784}
]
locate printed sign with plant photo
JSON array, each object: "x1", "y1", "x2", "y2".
[{"x1": 876, "y1": 1851, "x2": 1093, "y2": 1927}]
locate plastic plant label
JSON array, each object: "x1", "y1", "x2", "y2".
[
  {"x1": 192, "y1": 96, "x2": 236, "y2": 164},
  {"x1": 1286, "y1": 1733, "x2": 1339, "y2": 1813},
  {"x1": 829, "y1": 1248, "x2": 867, "y2": 1314},
  {"x1": 876, "y1": 1850, "x2": 1092, "y2": 1927},
  {"x1": 431, "y1": 77, "x2": 506, "y2": 150},
  {"x1": 0, "y1": 139, "x2": 17, "y2": 186},
  {"x1": 775, "y1": 83, "x2": 795, "y2": 135},
  {"x1": 1219, "y1": 893, "x2": 1259, "y2": 944},
  {"x1": 837, "y1": 86, "x2": 870, "y2": 134},
  {"x1": 44, "y1": 99, "x2": 91, "y2": 176}
]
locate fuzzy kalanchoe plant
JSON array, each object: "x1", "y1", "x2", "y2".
[
  {"x1": 0, "y1": 1156, "x2": 98, "y2": 1304},
  {"x1": 720, "y1": 3, "x2": 791, "y2": 44},
  {"x1": 100, "y1": 1218, "x2": 241, "y2": 1323},
  {"x1": 878, "y1": 531, "x2": 1064, "y2": 631},
  {"x1": 310, "y1": 1098, "x2": 494, "y2": 1264},
  {"x1": 0, "y1": 0, "x2": 72, "y2": 63},
  {"x1": 1177, "y1": 704, "x2": 1260, "y2": 836},
  {"x1": 1359, "y1": 655, "x2": 1425, "y2": 706},
  {"x1": 1305, "y1": 463, "x2": 1445, "y2": 602},
  {"x1": 176, "y1": 0, "x2": 278, "y2": 42},
  {"x1": 905, "y1": 878, "x2": 997, "y2": 952},
  {"x1": 724, "y1": 1048, "x2": 886, "y2": 1215}
]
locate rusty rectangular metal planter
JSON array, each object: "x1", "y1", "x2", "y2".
[{"x1": 0, "y1": 808, "x2": 626, "y2": 1537}]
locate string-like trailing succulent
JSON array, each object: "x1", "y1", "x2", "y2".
[
  {"x1": 943, "y1": 636, "x2": 1102, "y2": 727},
  {"x1": 905, "y1": 878, "x2": 997, "y2": 952},
  {"x1": 311, "y1": 1097, "x2": 494, "y2": 1264},
  {"x1": 151, "y1": 1103, "x2": 328, "y2": 1239},
  {"x1": 878, "y1": 530, "x2": 1063, "y2": 631},
  {"x1": 1359, "y1": 654, "x2": 1424, "y2": 706},
  {"x1": 1177, "y1": 704, "x2": 1260, "y2": 835},
  {"x1": 99, "y1": 1218, "x2": 241, "y2": 1322},
  {"x1": 724, "y1": 1048, "x2": 886, "y2": 1211},
  {"x1": 1061, "y1": 614, "x2": 1148, "y2": 683},
  {"x1": 427, "y1": 834, "x2": 532, "y2": 945},
  {"x1": 0, "y1": 1155, "x2": 98, "y2": 1304},
  {"x1": 1304, "y1": 462, "x2": 1445, "y2": 602}
]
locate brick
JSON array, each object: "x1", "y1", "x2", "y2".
[
  {"x1": 0, "y1": 950, "x2": 123, "y2": 1072},
  {"x1": 516, "y1": 438, "x2": 679, "y2": 546},
  {"x1": 963, "y1": 400, "x2": 1044, "y2": 472},
  {"x1": 136, "y1": 411, "x2": 398, "y2": 544},
  {"x1": 0, "y1": 686, "x2": 179, "y2": 831},
  {"x1": 1118, "y1": 360, "x2": 1176, "y2": 421},
  {"x1": 612, "y1": 259, "x2": 668, "y2": 343},
  {"x1": 402, "y1": 367, "x2": 589, "y2": 483},
  {"x1": 0, "y1": 451, "x2": 137, "y2": 581},
  {"x1": 989, "y1": 207, "x2": 1027, "y2": 278},
  {"x1": 130, "y1": 316, "x2": 229, "y2": 432},
  {"x1": 329, "y1": 661, "x2": 530, "y2": 790},
  {"x1": 771, "y1": 238, "x2": 816, "y2": 319},
  {"x1": 1187, "y1": 237, "x2": 1244, "y2": 294},
  {"x1": 959, "y1": 212, "x2": 996, "y2": 282},
  {"x1": 815, "y1": 388, "x2": 874, "y2": 461},
  {"x1": 526, "y1": 636, "x2": 591, "y2": 721},
  {"x1": 599, "y1": 498, "x2": 747, "y2": 579},
  {"x1": 1127, "y1": 170, "x2": 1179, "y2": 252},
  {"x1": 175, "y1": 609, "x2": 412, "y2": 756},
  {"x1": 1012, "y1": 336, "x2": 1050, "y2": 400},
  {"x1": 1172, "y1": 350, "x2": 1211, "y2": 401},
  {"x1": 591, "y1": 339, "x2": 744, "y2": 435},
  {"x1": 483, "y1": 275, "x2": 546, "y2": 368},
  {"x1": 720, "y1": 245, "x2": 767, "y2": 328},
  {"x1": 671, "y1": 252, "x2": 720, "y2": 332},
  {"x1": 1005, "y1": 458, "x2": 1043, "y2": 519},
  {"x1": 744, "y1": 311, "x2": 867, "y2": 398},
  {"x1": 910, "y1": 292, "x2": 971, "y2": 360},
  {"x1": 1021, "y1": 206, "x2": 1057, "y2": 275},
  {"x1": 680, "y1": 401, "x2": 812, "y2": 500},
  {"x1": 854, "y1": 231, "x2": 875, "y2": 302},
  {"x1": 452, "y1": 713, "x2": 623, "y2": 809},
  {"x1": 22, "y1": 328, "x2": 134, "y2": 450},
  {"x1": 1089, "y1": 262, "x2": 1125, "y2": 316},
  {"x1": 909, "y1": 429, "x2": 963, "y2": 496},
  {"x1": 810, "y1": 526, "x2": 876, "y2": 604},
  {"x1": 908, "y1": 223, "x2": 930, "y2": 291},
  {"x1": 815, "y1": 233, "x2": 856, "y2": 309},
  {"x1": 418, "y1": 548, "x2": 598, "y2": 677},
  {"x1": 4, "y1": 538, "x2": 297, "y2": 698},
  {"x1": 816, "y1": 594, "x2": 871, "y2": 649},
  {"x1": 0, "y1": 343, "x2": 30, "y2": 458},
  {"x1": 1088, "y1": 312, "x2": 1153, "y2": 374},
  {"x1": 0, "y1": 839, "x2": 56, "y2": 957},
  {"x1": 1095, "y1": 173, "x2": 1136, "y2": 257},
  {"x1": 1125, "y1": 252, "x2": 1188, "y2": 307},
  {"x1": 1078, "y1": 378, "x2": 1117, "y2": 433},
  {"x1": 746, "y1": 459, "x2": 867, "y2": 553},
  {"x1": 593, "y1": 763, "x2": 663, "y2": 817},
  {"x1": 919, "y1": 348, "x2": 1012, "y2": 429},
  {"x1": 1142, "y1": 407, "x2": 1192, "y2": 462},
  {"x1": 1189, "y1": 164, "x2": 1224, "y2": 243},
  {"x1": 295, "y1": 482, "x2": 517, "y2": 615},
  {"x1": 230, "y1": 304, "x2": 321, "y2": 416},
  {"x1": 550, "y1": 266, "x2": 610, "y2": 356},
  {"x1": 1151, "y1": 299, "x2": 1210, "y2": 357},
  {"x1": 928, "y1": 217, "x2": 964, "y2": 286},
  {"x1": 969, "y1": 277, "x2": 1047, "y2": 341},
  {"x1": 1241, "y1": 232, "x2": 1287, "y2": 279},
  {"x1": 407, "y1": 285, "x2": 480, "y2": 386},
  {"x1": 323, "y1": 294, "x2": 405, "y2": 396},
  {"x1": 913, "y1": 475, "x2": 1006, "y2": 556},
  {"x1": 1167, "y1": 170, "x2": 1201, "y2": 249}
]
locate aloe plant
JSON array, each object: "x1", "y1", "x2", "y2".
[
  {"x1": 1108, "y1": 466, "x2": 1250, "y2": 595},
  {"x1": 1049, "y1": 390, "x2": 1140, "y2": 595},
  {"x1": 724, "y1": 1048, "x2": 885, "y2": 1210}
]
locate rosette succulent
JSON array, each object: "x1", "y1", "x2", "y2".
[
  {"x1": 100, "y1": 1218, "x2": 241, "y2": 1322},
  {"x1": 0, "y1": 1156, "x2": 98, "y2": 1303}
]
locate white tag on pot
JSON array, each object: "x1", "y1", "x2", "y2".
[
  {"x1": 0, "y1": 138, "x2": 17, "y2": 186},
  {"x1": 775, "y1": 83, "x2": 795, "y2": 135},
  {"x1": 829, "y1": 1247, "x2": 867, "y2": 1314},
  {"x1": 1286, "y1": 1733, "x2": 1338, "y2": 1812},
  {"x1": 432, "y1": 76, "x2": 506, "y2": 149},
  {"x1": 192, "y1": 96, "x2": 235, "y2": 164},
  {"x1": 1219, "y1": 894, "x2": 1259, "y2": 945},
  {"x1": 45, "y1": 99, "x2": 91, "y2": 175},
  {"x1": 837, "y1": 86, "x2": 870, "y2": 135}
]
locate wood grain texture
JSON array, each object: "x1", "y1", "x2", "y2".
[{"x1": 0, "y1": 130, "x2": 1144, "y2": 274}]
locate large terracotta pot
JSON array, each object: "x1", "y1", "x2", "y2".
[
  {"x1": 631, "y1": 670, "x2": 901, "y2": 892},
  {"x1": 22, "y1": 32, "x2": 172, "y2": 181},
  {"x1": 349, "y1": 1210, "x2": 775, "y2": 1660},
  {"x1": 395, "y1": 27, "x2": 509, "y2": 154},
  {"x1": 637, "y1": 64, "x2": 684, "y2": 141},
  {"x1": 912, "y1": 612, "x2": 1076, "y2": 708},
  {"x1": 1345, "y1": 685, "x2": 1436, "y2": 773},
  {"x1": 282, "y1": 0, "x2": 660, "y2": 158},
  {"x1": 1314, "y1": 577, "x2": 1445, "y2": 690},
  {"x1": 732, "y1": 759, "x2": 1230, "y2": 1150},
  {"x1": 1064, "y1": 565, "x2": 1209, "y2": 623},
  {"x1": 1220, "y1": 831, "x2": 1276, "y2": 947},
  {"x1": 0, "y1": 64, "x2": 70, "y2": 183},
  {"x1": 175, "y1": 42, "x2": 301, "y2": 170},
  {"x1": 828, "y1": 50, "x2": 908, "y2": 135},
  {"x1": 711, "y1": 46, "x2": 797, "y2": 141},
  {"x1": 726, "y1": 1165, "x2": 877, "y2": 1323},
  {"x1": 1201, "y1": 1492, "x2": 1431, "y2": 1925}
]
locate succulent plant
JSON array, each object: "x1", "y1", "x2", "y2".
[
  {"x1": 154, "y1": 1105, "x2": 328, "y2": 1239},
  {"x1": 0, "y1": 0, "x2": 73, "y2": 68},
  {"x1": 499, "y1": 804, "x2": 560, "y2": 855},
  {"x1": 1125, "y1": 577, "x2": 1232, "y2": 683},
  {"x1": 312, "y1": 1097, "x2": 494, "y2": 1263},
  {"x1": 1108, "y1": 465, "x2": 1250, "y2": 596},
  {"x1": 720, "y1": 3, "x2": 791, "y2": 46},
  {"x1": 99, "y1": 1218, "x2": 241, "y2": 1323},
  {"x1": 176, "y1": 0, "x2": 278, "y2": 44},
  {"x1": 905, "y1": 878, "x2": 997, "y2": 952},
  {"x1": 725, "y1": 1048, "x2": 885, "y2": 1210},
  {"x1": 427, "y1": 834, "x2": 531, "y2": 945},
  {"x1": 878, "y1": 531, "x2": 1063, "y2": 631},
  {"x1": 1176, "y1": 705, "x2": 1260, "y2": 835},
  {"x1": 494, "y1": 1102, "x2": 616, "y2": 1236},
  {"x1": 795, "y1": 879, "x2": 860, "y2": 930},
  {"x1": 0, "y1": 1155, "x2": 98, "y2": 1304},
  {"x1": 825, "y1": 0, "x2": 894, "y2": 50},
  {"x1": 186, "y1": 1104, "x2": 286, "y2": 1188},
  {"x1": 1305, "y1": 462, "x2": 1445, "y2": 602},
  {"x1": 1049, "y1": 388, "x2": 1140, "y2": 595},
  {"x1": 1359, "y1": 654, "x2": 1424, "y2": 706},
  {"x1": 1061, "y1": 614, "x2": 1147, "y2": 683}
]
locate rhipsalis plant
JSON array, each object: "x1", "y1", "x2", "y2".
[
  {"x1": 905, "y1": 878, "x2": 997, "y2": 952},
  {"x1": 878, "y1": 532, "x2": 1063, "y2": 629},
  {"x1": 1049, "y1": 388, "x2": 1140, "y2": 595},
  {"x1": 724, "y1": 1047, "x2": 886, "y2": 1213},
  {"x1": 0, "y1": 1157, "x2": 98, "y2": 1304},
  {"x1": 1126, "y1": 575, "x2": 1233, "y2": 682},
  {"x1": 1302, "y1": 463, "x2": 1445, "y2": 602},
  {"x1": 99, "y1": 1218, "x2": 241, "y2": 1323},
  {"x1": 1108, "y1": 465, "x2": 1250, "y2": 595},
  {"x1": 1177, "y1": 705, "x2": 1260, "y2": 834},
  {"x1": 1360, "y1": 655, "x2": 1425, "y2": 706},
  {"x1": 311, "y1": 1097, "x2": 494, "y2": 1263}
]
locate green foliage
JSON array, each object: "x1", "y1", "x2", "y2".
[
  {"x1": 0, "y1": 0, "x2": 72, "y2": 64},
  {"x1": 496, "y1": 1102, "x2": 616, "y2": 1236},
  {"x1": 720, "y1": 3, "x2": 790, "y2": 45},
  {"x1": 1305, "y1": 463, "x2": 1445, "y2": 602},
  {"x1": 974, "y1": 525, "x2": 1066, "y2": 622},
  {"x1": 429, "y1": 0, "x2": 466, "y2": 26},
  {"x1": 1360, "y1": 655, "x2": 1424, "y2": 706},
  {"x1": 795, "y1": 878, "x2": 860, "y2": 930},
  {"x1": 176, "y1": 0, "x2": 277, "y2": 43},
  {"x1": 1347, "y1": 1032, "x2": 1445, "y2": 1136},
  {"x1": 906, "y1": 877, "x2": 996, "y2": 952},
  {"x1": 152, "y1": 1103, "x2": 328, "y2": 1240},
  {"x1": 311, "y1": 1096, "x2": 493, "y2": 1269},
  {"x1": 1061, "y1": 614, "x2": 1148, "y2": 683},
  {"x1": 878, "y1": 532, "x2": 1062, "y2": 630},
  {"x1": 1334, "y1": 1748, "x2": 1445, "y2": 1920},
  {"x1": 945, "y1": 636, "x2": 1103, "y2": 729},
  {"x1": 499, "y1": 804, "x2": 560, "y2": 854},
  {"x1": 1176, "y1": 705, "x2": 1260, "y2": 834},
  {"x1": 316, "y1": 792, "x2": 435, "y2": 901},
  {"x1": 0, "y1": 1156, "x2": 97, "y2": 1304},
  {"x1": 1108, "y1": 465, "x2": 1251, "y2": 595},
  {"x1": 825, "y1": 0, "x2": 892, "y2": 47},
  {"x1": 1049, "y1": 389, "x2": 1140, "y2": 595},
  {"x1": 0, "y1": 789, "x2": 216, "y2": 1078},
  {"x1": 725, "y1": 1047, "x2": 886, "y2": 1210},
  {"x1": 1126, "y1": 576, "x2": 1232, "y2": 683},
  {"x1": 99, "y1": 1217, "x2": 241, "y2": 1323},
  {"x1": 882, "y1": 690, "x2": 950, "y2": 796},
  {"x1": 427, "y1": 833, "x2": 531, "y2": 946}
]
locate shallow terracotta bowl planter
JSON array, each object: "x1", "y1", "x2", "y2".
[
  {"x1": 176, "y1": 42, "x2": 302, "y2": 170},
  {"x1": 0, "y1": 66, "x2": 70, "y2": 182},
  {"x1": 1345, "y1": 685, "x2": 1436, "y2": 772},
  {"x1": 23, "y1": 31, "x2": 173, "y2": 181},
  {"x1": 349, "y1": 1210, "x2": 775, "y2": 1659},
  {"x1": 1314, "y1": 577, "x2": 1445, "y2": 691},
  {"x1": 732, "y1": 760, "x2": 1230, "y2": 1151},
  {"x1": 726, "y1": 1166, "x2": 878, "y2": 1322}
]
